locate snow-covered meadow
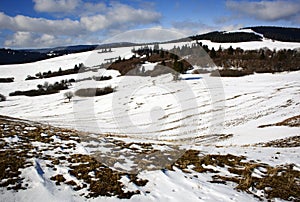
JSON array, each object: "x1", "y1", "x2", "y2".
[{"x1": 0, "y1": 38, "x2": 299, "y2": 201}]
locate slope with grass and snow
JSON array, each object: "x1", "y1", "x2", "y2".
[{"x1": 0, "y1": 39, "x2": 299, "y2": 201}]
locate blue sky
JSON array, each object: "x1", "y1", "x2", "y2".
[{"x1": 0, "y1": 0, "x2": 299, "y2": 48}]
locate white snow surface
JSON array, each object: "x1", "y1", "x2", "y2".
[
  {"x1": 0, "y1": 41, "x2": 299, "y2": 144},
  {"x1": 1, "y1": 65, "x2": 299, "y2": 145},
  {"x1": 0, "y1": 40, "x2": 299, "y2": 202}
]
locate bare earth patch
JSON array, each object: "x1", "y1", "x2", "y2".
[
  {"x1": 169, "y1": 150, "x2": 300, "y2": 201},
  {"x1": 0, "y1": 115, "x2": 147, "y2": 199},
  {"x1": 254, "y1": 135, "x2": 300, "y2": 147},
  {"x1": 259, "y1": 115, "x2": 300, "y2": 128},
  {"x1": 0, "y1": 115, "x2": 299, "y2": 201}
]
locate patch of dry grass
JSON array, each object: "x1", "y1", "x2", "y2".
[
  {"x1": 0, "y1": 115, "x2": 147, "y2": 199},
  {"x1": 259, "y1": 115, "x2": 300, "y2": 128},
  {"x1": 254, "y1": 135, "x2": 300, "y2": 147},
  {"x1": 170, "y1": 150, "x2": 300, "y2": 201},
  {"x1": 1, "y1": 115, "x2": 299, "y2": 201}
]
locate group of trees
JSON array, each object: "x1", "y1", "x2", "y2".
[
  {"x1": 74, "y1": 86, "x2": 113, "y2": 97},
  {"x1": 131, "y1": 45, "x2": 160, "y2": 58},
  {"x1": 0, "y1": 93, "x2": 6, "y2": 102},
  {"x1": 110, "y1": 42, "x2": 300, "y2": 77},
  {"x1": 210, "y1": 46, "x2": 300, "y2": 73},
  {"x1": 168, "y1": 43, "x2": 300, "y2": 75},
  {"x1": 26, "y1": 63, "x2": 84, "y2": 81},
  {"x1": 108, "y1": 44, "x2": 193, "y2": 76},
  {"x1": 92, "y1": 75, "x2": 112, "y2": 81},
  {"x1": 98, "y1": 48, "x2": 112, "y2": 53},
  {"x1": 0, "y1": 77, "x2": 14, "y2": 83},
  {"x1": 9, "y1": 80, "x2": 72, "y2": 97}
]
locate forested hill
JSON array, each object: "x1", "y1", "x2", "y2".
[
  {"x1": 169, "y1": 26, "x2": 300, "y2": 43},
  {"x1": 0, "y1": 49, "x2": 49, "y2": 65},
  {"x1": 0, "y1": 43, "x2": 136, "y2": 65},
  {"x1": 243, "y1": 26, "x2": 300, "y2": 42},
  {"x1": 189, "y1": 31, "x2": 263, "y2": 43},
  {"x1": 0, "y1": 45, "x2": 97, "y2": 65}
]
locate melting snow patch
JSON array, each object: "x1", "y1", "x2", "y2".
[
  {"x1": 4, "y1": 135, "x2": 20, "y2": 143},
  {"x1": 24, "y1": 126, "x2": 37, "y2": 131}
]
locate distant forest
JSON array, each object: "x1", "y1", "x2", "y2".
[
  {"x1": 244, "y1": 26, "x2": 300, "y2": 42},
  {"x1": 0, "y1": 43, "x2": 135, "y2": 65},
  {"x1": 169, "y1": 26, "x2": 300, "y2": 43},
  {"x1": 190, "y1": 31, "x2": 262, "y2": 43},
  {"x1": 0, "y1": 49, "x2": 49, "y2": 65},
  {"x1": 0, "y1": 26, "x2": 299, "y2": 65},
  {"x1": 0, "y1": 46, "x2": 97, "y2": 65}
]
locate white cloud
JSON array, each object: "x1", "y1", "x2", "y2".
[
  {"x1": 0, "y1": 1, "x2": 161, "y2": 48},
  {"x1": 171, "y1": 20, "x2": 244, "y2": 36},
  {"x1": 32, "y1": 0, "x2": 154, "y2": 19},
  {"x1": 0, "y1": 2, "x2": 161, "y2": 35},
  {"x1": 226, "y1": 0, "x2": 300, "y2": 22},
  {"x1": 0, "y1": 12, "x2": 83, "y2": 36},
  {"x1": 221, "y1": 24, "x2": 244, "y2": 31},
  {"x1": 103, "y1": 27, "x2": 186, "y2": 44},
  {"x1": 80, "y1": 15, "x2": 107, "y2": 32},
  {"x1": 80, "y1": 3, "x2": 161, "y2": 32},
  {"x1": 4, "y1": 32, "x2": 71, "y2": 48},
  {"x1": 81, "y1": 2, "x2": 107, "y2": 16},
  {"x1": 33, "y1": 0, "x2": 81, "y2": 13},
  {"x1": 33, "y1": 0, "x2": 108, "y2": 16}
]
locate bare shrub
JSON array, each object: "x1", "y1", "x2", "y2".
[
  {"x1": 75, "y1": 86, "x2": 113, "y2": 97},
  {"x1": 0, "y1": 93, "x2": 6, "y2": 101},
  {"x1": 64, "y1": 91, "x2": 74, "y2": 102}
]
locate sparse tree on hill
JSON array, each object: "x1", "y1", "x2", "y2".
[
  {"x1": 172, "y1": 72, "x2": 180, "y2": 82},
  {"x1": 227, "y1": 46, "x2": 234, "y2": 55},
  {"x1": 160, "y1": 49, "x2": 165, "y2": 58},
  {"x1": 0, "y1": 93, "x2": 6, "y2": 102},
  {"x1": 64, "y1": 91, "x2": 74, "y2": 102},
  {"x1": 210, "y1": 47, "x2": 216, "y2": 58}
]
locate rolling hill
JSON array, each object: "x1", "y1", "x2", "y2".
[{"x1": 0, "y1": 32, "x2": 299, "y2": 202}]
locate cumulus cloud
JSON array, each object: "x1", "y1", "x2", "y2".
[
  {"x1": 33, "y1": 0, "x2": 81, "y2": 13},
  {"x1": 103, "y1": 27, "x2": 186, "y2": 44},
  {"x1": 81, "y1": 3, "x2": 161, "y2": 32},
  {"x1": 0, "y1": 12, "x2": 83, "y2": 36},
  {"x1": 0, "y1": 2, "x2": 161, "y2": 35},
  {"x1": 81, "y1": 2, "x2": 107, "y2": 16},
  {"x1": 226, "y1": 0, "x2": 300, "y2": 22},
  {"x1": 32, "y1": 0, "x2": 148, "y2": 18},
  {"x1": 171, "y1": 20, "x2": 243, "y2": 36},
  {"x1": 4, "y1": 31, "x2": 72, "y2": 48},
  {"x1": 0, "y1": 1, "x2": 161, "y2": 47}
]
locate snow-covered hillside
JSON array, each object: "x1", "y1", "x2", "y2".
[
  {"x1": 0, "y1": 40, "x2": 299, "y2": 144},
  {"x1": 0, "y1": 40, "x2": 299, "y2": 202}
]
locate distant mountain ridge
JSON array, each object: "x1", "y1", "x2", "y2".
[
  {"x1": 0, "y1": 26, "x2": 299, "y2": 65},
  {"x1": 189, "y1": 31, "x2": 262, "y2": 43},
  {"x1": 0, "y1": 42, "x2": 136, "y2": 65},
  {"x1": 169, "y1": 26, "x2": 300, "y2": 43}
]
